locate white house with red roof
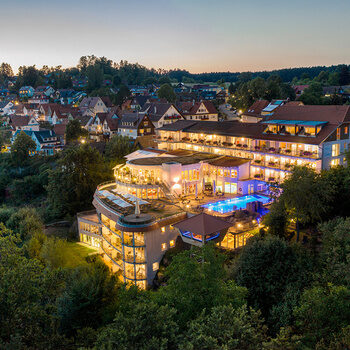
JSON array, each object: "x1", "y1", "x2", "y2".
[{"x1": 178, "y1": 100, "x2": 218, "y2": 121}]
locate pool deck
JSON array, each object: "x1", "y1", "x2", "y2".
[{"x1": 178, "y1": 191, "x2": 271, "y2": 217}]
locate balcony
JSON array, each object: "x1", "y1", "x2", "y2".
[{"x1": 156, "y1": 136, "x2": 320, "y2": 159}]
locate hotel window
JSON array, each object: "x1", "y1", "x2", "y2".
[
  {"x1": 332, "y1": 144, "x2": 340, "y2": 157},
  {"x1": 345, "y1": 126, "x2": 348, "y2": 134},
  {"x1": 231, "y1": 169, "x2": 237, "y2": 178},
  {"x1": 170, "y1": 240, "x2": 175, "y2": 248},
  {"x1": 161, "y1": 243, "x2": 167, "y2": 251},
  {"x1": 153, "y1": 262, "x2": 159, "y2": 271},
  {"x1": 337, "y1": 128, "x2": 341, "y2": 140}
]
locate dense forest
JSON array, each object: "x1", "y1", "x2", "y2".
[{"x1": 1, "y1": 57, "x2": 349, "y2": 90}]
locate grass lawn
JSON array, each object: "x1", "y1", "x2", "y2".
[{"x1": 66, "y1": 242, "x2": 97, "y2": 258}]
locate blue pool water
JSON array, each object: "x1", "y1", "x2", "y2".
[{"x1": 202, "y1": 194, "x2": 271, "y2": 214}]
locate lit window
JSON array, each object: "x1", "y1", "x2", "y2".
[
  {"x1": 332, "y1": 144, "x2": 340, "y2": 157},
  {"x1": 161, "y1": 227, "x2": 165, "y2": 233},
  {"x1": 153, "y1": 262, "x2": 159, "y2": 271},
  {"x1": 161, "y1": 243, "x2": 167, "y2": 251},
  {"x1": 170, "y1": 240, "x2": 175, "y2": 248},
  {"x1": 337, "y1": 128, "x2": 341, "y2": 140},
  {"x1": 345, "y1": 126, "x2": 348, "y2": 134}
]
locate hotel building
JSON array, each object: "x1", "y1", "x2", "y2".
[
  {"x1": 156, "y1": 105, "x2": 350, "y2": 183},
  {"x1": 78, "y1": 104, "x2": 350, "y2": 288}
]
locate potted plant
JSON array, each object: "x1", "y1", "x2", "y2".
[
  {"x1": 285, "y1": 149, "x2": 291, "y2": 153},
  {"x1": 254, "y1": 145, "x2": 260, "y2": 150},
  {"x1": 254, "y1": 174, "x2": 262, "y2": 179},
  {"x1": 268, "y1": 177, "x2": 275, "y2": 182},
  {"x1": 243, "y1": 144, "x2": 248, "y2": 148},
  {"x1": 269, "y1": 147, "x2": 276, "y2": 152},
  {"x1": 268, "y1": 161, "x2": 276, "y2": 166},
  {"x1": 254, "y1": 159, "x2": 262, "y2": 164}
]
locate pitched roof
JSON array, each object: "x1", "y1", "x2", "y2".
[
  {"x1": 141, "y1": 102, "x2": 181, "y2": 122},
  {"x1": 178, "y1": 101, "x2": 218, "y2": 115},
  {"x1": 119, "y1": 113, "x2": 145, "y2": 129},
  {"x1": 9, "y1": 115, "x2": 31, "y2": 128},
  {"x1": 53, "y1": 124, "x2": 67, "y2": 137},
  {"x1": 244, "y1": 100, "x2": 269, "y2": 117},
  {"x1": 173, "y1": 213, "x2": 231, "y2": 236},
  {"x1": 79, "y1": 97, "x2": 105, "y2": 109},
  {"x1": 272, "y1": 105, "x2": 350, "y2": 124}
]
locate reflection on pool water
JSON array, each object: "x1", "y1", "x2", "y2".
[{"x1": 202, "y1": 194, "x2": 271, "y2": 214}]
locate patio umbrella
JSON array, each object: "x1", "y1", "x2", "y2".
[{"x1": 213, "y1": 180, "x2": 216, "y2": 195}]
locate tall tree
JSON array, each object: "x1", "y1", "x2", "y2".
[
  {"x1": 46, "y1": 144, "x2": 111, "y2": 219},
  {"x1": 11, "y1": 131, "x2": 36, "y2": 165},
  {"x1": 157, "y1": 83, "x2": 176, "y2": 103}
]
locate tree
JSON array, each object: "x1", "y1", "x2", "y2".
[
  {"x1": 235, "y1": 236, "x2": 315, "y2": 328},
  {"x1": 158, "y1": 76, "x2": 171, "y2": 84},
  {"x1": 228, "y1": 82, "x2": 235, "y2": 95},
  {"x1": 0, "y1": 63, "x2": 13, "y2": 80},
  {"x1": 104, "y1": 134, "x2": 137, "y2": 162},
  {"x1": 65, "y1": 119, "x2": 88, "y2": 143},
  {"x1": 11, "y1": 131, "x2": 36, "y2": 165},
  {"x1": 181, "y1": 304, "x2": 267, "y2": 350},
  {"x1": 0, "y1": 226, "x2": 67, "y2": 349},
  {"x1": 338, "y1": 65, "x2": 350, "y2": 85},
  {"x1": 319, "y1": 218, "x2": 350, "y2": 287},
  {"x1": 6, "y1": 207, "x2": 43, "y2": 241},
  {"x1": 46, "y1": 144, "x2": 111, "y2": 219},
  {"x1": 157, "y1": 83, "x2": 176, "y2": 103},
  {"x1": 96, "y1": 298, "x2": 178, "y2": 350},
  {"x1": 57, "y1": 261, "x2": 119, "y2": 338},
  {"x1": 298, "y1": 82, "x2": 324, "y2": 105},
  {"x1": 157, "y1": 244, "x2": 247, "y2": 327},
  {"x1": 278, "y1": 166, "x2": 330, "y2": 241},
  {"x1": 115, "y1": 84, "x2": 131, "y2": 106},
  {"x1": 294, "y1": 284, "x2": 350, "y2": 348},
  {"x1": 263, "y1": 199, "x2": 288, "y2": 238}
]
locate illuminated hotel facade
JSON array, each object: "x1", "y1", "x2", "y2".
[{"x1": 155, "y1": 105, "x2": 350, "y2": 184}]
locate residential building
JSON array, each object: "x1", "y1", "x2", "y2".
[
  {"x1": 35, "y1": 86, "x2": 55, "y2": 97},
  {"x1": 0, "y1": 101, "x2": 14, "y2": 116},
  {"x1": 177, "y1": 100, "x2": 219, "y2": 121},
  {"x1": 293, "y1": 84, "x2": 309, "y2": 97},
  {"x1": 87, "y1": 111, "x2": 119, "y2": 140},
  {"x1": 118, "y1": 113, "x2": 154, "y2": 139},
  {"x1": 9, "y1": 115, "x2": 40, "y2": 134},
  {"x1": 241, "y1": 100, "x2": 269, "y2": 123},
  {"x1": 79, "y1": 97, "x2": 108, "y2": 116},
  {"x1": 141, "y1": 102, "x2": 184, "y2": 128},
  {"x1": 11, "y1": 129, "x2": 62, "y2": 155},
  {"x1": 19, "y1": 86, "x2": 35, "y2": 98},
  {"x1": 28, "y1": 92, "x2": 49, "y2": 104}
]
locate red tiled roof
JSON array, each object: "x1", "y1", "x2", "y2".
[
  {"x1": 9, "y1": 115, "x2": 31, "y2": 128},
  {"x1": 173, "y1": 213, "x2": 231, "y2": 236},
  {"x1": 271, "y1": 105, "x2": 350, "y2": 124},
  {"x1": 244, "y1": 100, "x2": 269, "y2": 116}
]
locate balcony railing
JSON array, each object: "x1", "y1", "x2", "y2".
[{"x1": 156, "y1": 137, "x2": 320, "y2": 159}]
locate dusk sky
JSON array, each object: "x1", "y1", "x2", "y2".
[{"x1": 1, "y1": 0, "x2": 350, "y2": 73}]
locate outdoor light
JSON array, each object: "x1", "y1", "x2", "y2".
[{"x1": 173, "y1": 177, "x2": 179, "y2": 183}]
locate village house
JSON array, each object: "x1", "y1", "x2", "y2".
[
  {"x1": 11, "y1": 129, "x2": 62, "y2": 155},
  {"x1": 19, "y1": 86, "x2": 35, "y2": 98},
  {"x1": 140, "y1": 102, "x2": 184, "y2": 128},
  {"x1": 79, "y1": 97, "x2": 108, "y2": 116},
  {"x1": 118, "y1": 113, "x2": 155, "y2": 139},
  {"x1": 177, "y1": 100, "x2": 219, "y2": 121}
]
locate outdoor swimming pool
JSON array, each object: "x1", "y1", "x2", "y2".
[{"x1": 201, "y1": 194, "x2": 271, "y2": 214}]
